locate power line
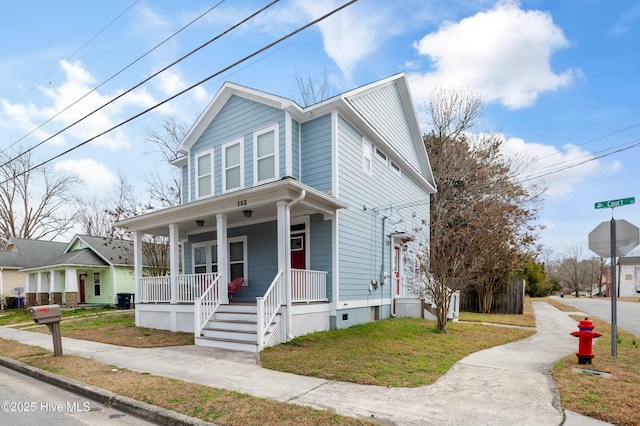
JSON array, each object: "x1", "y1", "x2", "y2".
[
  {"x1": 520, "y1": 138, "x2": 640, "y2": 183},
  {"x1": 2, "y1": 0, "x2": 227, "y2": 157},
  {"x1": 1, "y1": 0, "x2": 142, "y2": 129},
  {"x1": 1, "y1": 0, "x2": 276, "y2": 169},
  {"x1": 0, "y1": 0, "x2": 359, "y2": 186}
]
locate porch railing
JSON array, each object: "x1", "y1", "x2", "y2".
[
  {"x1": 177, "y1": 272, "x2": 218, "y2": 303},
  {"x1": 256, "y1": 269, "x2": 284, "y2": 351},
  {"x1": 140, "y1": 276, "x2": 170, "y2": 303},
  {"x1": 194, "y1": 274, "x2": 221, "y2": 337},
  {"x1": 291, "y1": 269, "x2": 327, "y2": 302}
]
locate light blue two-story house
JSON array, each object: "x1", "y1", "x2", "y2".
[{"x1": 116, "y1": 73, "x2": 438, "y2": 352}]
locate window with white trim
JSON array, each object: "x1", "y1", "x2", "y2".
[
  {"x1": 93, "y1": 271, "x2": 101, "y2": 297},
  {"x1": 195, "y1": 150, "x2": 213, "y2": 199},
  {"x1": 375, "y1": 147, "x2": 387, "y2": 162},
  {"x1": 192, "y1": 237, "x2": 246, "y2": 281},
  {"x1": 254, "y1": 124, "x2": 278, "y2": 184},
  {"x1": 362, "y1": 139, "x2": 372, "y2": 175},
  {"x1": 223, "y1": 138, "x2": 243, "y2": 192},
  {"x1": 390, "y1": 161, "x2": 401, "y2": 175}
]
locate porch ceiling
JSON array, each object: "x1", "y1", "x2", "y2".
[{"x1": 115, "y1": 178, "x2": 347, "y2": 237}]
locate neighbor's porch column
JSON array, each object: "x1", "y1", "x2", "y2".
[
  {"x1": 65, "y1": 267, "x2": 78, "y2": 308},
  {"x1": 133, "y1": 231, "x2": 143, "y2": 305},
  {"x1": 217, "y1": 213, "x2": 229, "y2": 303},
  {"x1": 50, "y1": 270, "x2": 63, "y2": 305},
  {"x1": 25, "y1": 273, "x2": 37, "y2": 307},
  {"x1": 169, "y1": 223, "x2": 179, "y2": 304},
  {"x1": 276, "y1": 200, "x2": 292, "y2": 339},
  {"x1": 37, "y1": 271, "x2": 50, "y2": 305}
]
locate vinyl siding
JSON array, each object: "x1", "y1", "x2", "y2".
[
  {"x1": 309, "y1": 214, "x2": 333, "y2": 302},
  {"x1": 189, "y1": 95, "x2": 286, "y2": 200},
  {"x1": 336, "y1": 114, "x2": 430, "y2": 303},
  {"x1": 1, "y1": 269, "x2": 25, "y2": 296},
  {"x1": 347, "y1": 82, "x2": 425, "y2": 176},
  {"x1": 300, "y1": 114, "x2": 332, "y2": 192}
]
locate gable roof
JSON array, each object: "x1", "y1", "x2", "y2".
[
  {"x1": 0, "y1": 238, "x2": 68, "y2": 269},
  {"x1": 66, "y1": 235, "x2": 134, "y2": 266},
  {"x1": 176, "y1": 74, "x2": 436, "y2": 193}
]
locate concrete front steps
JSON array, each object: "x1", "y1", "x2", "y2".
[{"x1": 195, "y1": 303, "x2": 280, "y2": 352}]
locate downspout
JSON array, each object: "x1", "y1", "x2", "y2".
[
  {"x1": 380, "y1": 216, "x2": 396, "y2": 317},
  {"x1": 285, "y1": 189, "x2": 306, "y2": 339}
]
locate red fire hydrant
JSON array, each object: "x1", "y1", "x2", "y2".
[{"x1": 570, "y1": 318, "x2": 602, "y2": 365}]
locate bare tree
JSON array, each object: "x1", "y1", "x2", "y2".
[
  {"x1": 408, "y1": 88, "x2": 543, "y2": 328},
  {"x1": 551, "y1": 245, "x2": 599, "y2": 297},
  {"x1": 293, "y1": 68, "x2": 335, "y2": 107},
  {"x1": 0, "y1": 147, "x2": 79, "y2": 246},
  {"x1": 144, "y1": 116, "x2": 187, "y2": 208}
]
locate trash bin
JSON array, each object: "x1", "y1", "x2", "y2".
[{"x1": 116, "y1": 293, "x2": 133, "y2": 310}]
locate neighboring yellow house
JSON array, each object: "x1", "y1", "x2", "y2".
[
  {"x1": 0, "y1": 235, "x2": 138, "y2": 308},
  {"x1": 0, "y1": 239, "x2": 67, "y2": 308}
]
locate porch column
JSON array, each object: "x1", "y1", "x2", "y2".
[
  {"x1": 217, "y1": 213, "x2": 229, "y2": 303},
  {"x1": 133, "y1": 232, "x2": 143, "y2": 305},
  {"x1": 37, "y1": 271, "x2": 50, "y2": 305},
  {"x1": 65, "y1": 268, "x2": 78, "y2": 308},
  {"x1": 169, "y1": 224, "x2": 179, "y2": 304},
  {"x1": 276, "y1": 201, "x2": 292, "y2": 339},
  {"x1": 50, "y1": 271, "x2": 63, "y2": 305},
  {"x1": 25, "y1": 273, "x2": 37, "y2": 307}
]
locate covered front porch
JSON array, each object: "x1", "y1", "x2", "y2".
[{"x1": 116, "y1": 178, "x2": 347, "y2": 351}]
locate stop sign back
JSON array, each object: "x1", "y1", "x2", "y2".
[{"x1": 588, "y1": 219, "x2": 640, "y2": 258}]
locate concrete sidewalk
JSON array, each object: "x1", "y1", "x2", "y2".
[{"x1": 0, "y1": 302, "x2": 612, "y2": 425}]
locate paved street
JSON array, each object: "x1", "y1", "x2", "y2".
[
  {"x1": 0, "y1": 366, "x2": 153, "y2": 426},
  {"x1": 552, "y1": 296, "x2": 640, "y2": 337}
]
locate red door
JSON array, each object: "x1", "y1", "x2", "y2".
[
  {"x1": 291, "y1": 234, "x2": 305, "y2": 269},
  {"x1": 79, "y1": 274, "x2": 86, "y2": 303},
  {"x1": 394, "y1": 246, "x2": 401, "y2": 297}
]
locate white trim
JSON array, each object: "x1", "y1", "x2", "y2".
[
  {"x1": 222, "y1": 137, "x2": 244, "y2": 193},
  {"x1": 111, "y1": 265, "x2": 117, "y2": 303},
  {"x1": 337, "y1": 298, "x2": 393, "y2": 309},
  {"x1": 375, "y1": 146, "x2": 387, "y2": 162},
  {"x1": 191, "y1": 236, "x2": 248, "y2": 284},
  {"x1": 298, "y1": 121, "x2": 302, "y2": 181},
  {"x1": 285, "y1": 112, "x2": 292, "y2": 176},
  {"x1": 331, "y1": 210, "x2": 339, "y2": 314},
  {"x1": 362, "y1": 138, "x2": 372, "y2": 176},
  {"x1": 253, "y1": 123, "x2": 279, "y2": 185},
  {"x1": 331, "y1": 111, "x2": 339, "y2": 197},
  {"x1": 194, "y1": 148, "x2": 214, "y2": 200},
  {"x1": 93, "y1": 270, "x2": 101, "y2": 297}
]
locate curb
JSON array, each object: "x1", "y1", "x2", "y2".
[{"x1": 0, "y1": 355, "x2": 215, "y2": 426}]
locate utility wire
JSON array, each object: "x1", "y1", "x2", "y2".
[
  {"x1": 1, "y1": 0, "x2": 142, "y2": 134},
  {"x1": 0, "y1": 0, "x2": 359, "y2": 185},
  {"x1": 2, "y1": 0, "x2": 226, "y2": 157},
  {"x1": 520, "y1": 138, "x2": 640, "y2": 182},
  {"x1": 1, "y1": 0, "x2": 257, "y2": 169}
]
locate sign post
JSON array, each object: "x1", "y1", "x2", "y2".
[{"x1": 589, "y1": 197, "x2": 638, "y2": 358}]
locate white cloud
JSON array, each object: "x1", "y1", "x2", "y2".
[
  {"x1": 54, "y1": 158, "x2": 118, "y2": 191},
  {"x1": 408, "y1": 1, "x2": 579, "y2": 109},
  {"x1": 500, "y1": 135, "x2": 622, "y2": 197},
  {"x1": 1, "y1": 60, "x2": 158, "y2": 151}
]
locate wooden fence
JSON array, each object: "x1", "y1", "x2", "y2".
[{"x1": 459, "y1": 278, "x2": 525, "y2": 314}]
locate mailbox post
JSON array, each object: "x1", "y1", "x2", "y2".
[{"x1": 28, "y1": 304, "x2": 63, "y2": 357}]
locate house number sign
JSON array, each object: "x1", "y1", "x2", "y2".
[{"x1": 237, "y1": 200, "x2": 247, "y2": 207}]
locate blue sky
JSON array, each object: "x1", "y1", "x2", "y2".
[{"x1": 1, "y1": 0, "x2": 639, "y2": 257}]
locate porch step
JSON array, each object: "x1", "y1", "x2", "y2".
[
  {"x1": 195, "y1": 336, "x2": 258, "y2": 352},
  {"x1": 197, "y1": 304, "x2": 281, "y2": 353}
]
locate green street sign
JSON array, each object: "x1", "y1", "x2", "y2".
[{"x1": 594, "y1": 197, "x2": 635, "y2": 209}]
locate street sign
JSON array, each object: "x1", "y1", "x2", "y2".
[
  {"x1": 594, "y1": 197, "x2": 635, "y2": 209},
  {"x1": 588, "y1": 219, "x2": 640, "y2": 257}
]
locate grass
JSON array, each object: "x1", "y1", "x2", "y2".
[
  {"x1": 260, "y1": 318, "x2": 535, "y2": 387},
  {"x1": 0, "y1": 340, "x2": 371, "y2": 426},
  {"x1": 1, "y1": 307, "x2": 194, "y2": 347},
  {"x1": 458, "y1": 297, "x2": 536, "y2": 327},
  {"x1": 30, "y1": 311, "x2": 194, "y2": 348},
  {"x1": 549, "y1": 299, "x2": 640, "y2": 425}
]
